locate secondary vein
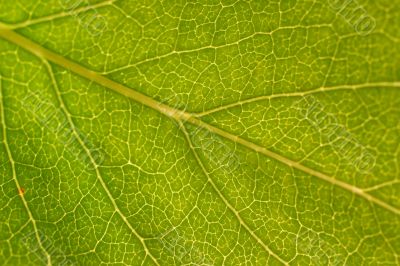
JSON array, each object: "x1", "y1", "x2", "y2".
[
  {"x1": 179, "y1": 121, "x2": 289, "y2": 265},
  {"x1": 42, "y1": 60, "x2": 161, "y2": 266},
  {"x1": 0, "y1": 78, "x2": 53, "y2": 266}
]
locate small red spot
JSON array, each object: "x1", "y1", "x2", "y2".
[{"x1": 19, "y1": 188, "x2": 25, "y2": 196}]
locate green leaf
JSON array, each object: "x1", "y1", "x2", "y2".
[{"x1": 0, "y1": 0, "x2": 399, "y2": 265}]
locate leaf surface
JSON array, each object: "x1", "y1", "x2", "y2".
[{"x1": 0, "y1": 0, "x2": 399, "y2": 265}]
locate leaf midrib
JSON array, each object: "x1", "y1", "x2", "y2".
[{"x1": 0, "y1": 25, "x2": 397, "y2": 217}]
